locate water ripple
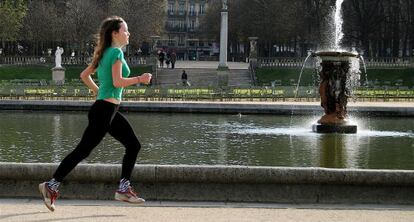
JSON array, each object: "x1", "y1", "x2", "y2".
[{"x1": 234, "y1": 127, "x2": 414, "y2": 138}]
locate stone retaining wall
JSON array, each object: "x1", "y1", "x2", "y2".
[
  {"x1": 1, "y1": 100, "x2": 414, "y2": 116},
  {"x1": 1, "y1": 163, "x2": 413, "y2": 204}
]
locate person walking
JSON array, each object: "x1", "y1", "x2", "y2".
[
  {"x1": 170, "y1": 51, "x2": 177, "y2": 69},
  {"x1": 158, "y1": 50, "x2": 165, "y2": 68},
  {"x1": 165, "y1": 51, "x2": 171, "y2": 68},
  {"x1": 39, "y1": 16, "x2": 152, "y2": 212},
  {"x1": 181, "y1": 70, "x2": 188, "y2": 86}
]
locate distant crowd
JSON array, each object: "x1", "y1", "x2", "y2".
[{"x1": 158, "y1": 49, "x2": 177, "y2": 69}]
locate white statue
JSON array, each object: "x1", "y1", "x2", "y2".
[
  {"x1": 55, "y1": 46, "x2": 64, "y2": 68},
  {"x1": 222, "y1": 0, "x2": 228, "y2": 10}
]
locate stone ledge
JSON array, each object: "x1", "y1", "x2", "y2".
[
  {"x1": 1, "y1": 100, "x2": 414, "y2": 116},
  {"x1": 1, "y1": 163, "x2": 413, "y2": 204}
]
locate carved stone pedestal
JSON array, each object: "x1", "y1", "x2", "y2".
[{"x1": 51, "y1": 67, "x2": 65, "y2": 85}]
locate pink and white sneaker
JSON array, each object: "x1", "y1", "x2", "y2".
[
  {"x1": 39, "y1": 182, "x2": 59, "y2": 212},
  {"x1": 115, "y1": 186, "x2": 145, "y2": 204}
]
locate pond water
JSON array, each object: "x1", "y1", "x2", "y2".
[{"x1": 0, "y1": 111, "x2": 413, "y2": 170}]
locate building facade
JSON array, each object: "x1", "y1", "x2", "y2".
[{"x1": 159, "y1": 0, "x2": 216, "y2": 60}]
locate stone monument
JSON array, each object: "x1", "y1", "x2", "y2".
[
  {"x1": 51, "y1": 46, "x2": 65, "y2": 85},
  {"x1": 217, "y1": 0, "x2": 229, "y2": 87},
  {"x1": 150, "y1": 36, "x2": 160, "y2": 85},
  {"x1": 248, "y1": 37, "x2": 258, "y2": 69}
]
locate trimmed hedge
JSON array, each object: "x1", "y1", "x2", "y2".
[
  {"x1": 256, "y1": 68, "x2": 414, "y2": 87},
  {"x1": 0, "y1": 65, "x2": 152, "y2": 80}
]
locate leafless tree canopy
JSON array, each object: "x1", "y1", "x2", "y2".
[
  {"x1": 201, "y1": 0, "x2": 414, "y2": 57},
  {"x1": 2, "y1": 0, "x2": 165, "y2": 55},
  {"x1": 1, "y1": 0, "x2": 413, "y2": 57}
]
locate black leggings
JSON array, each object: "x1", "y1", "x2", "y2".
[{"x1": 53, "y1": 100, "x2": 141, "y2": 182}]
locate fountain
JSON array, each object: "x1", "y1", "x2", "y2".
[
  {"x1": 311, "y1": 50, "x2": 359, "y2": 133},
  {"x1": 311, "y1": 0, "x2": 359, "y2": 134}
]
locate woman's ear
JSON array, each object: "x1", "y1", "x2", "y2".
[{"x1": 112, "y1": 30, "x2": 118, "y2": 39}]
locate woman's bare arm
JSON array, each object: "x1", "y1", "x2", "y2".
[
  {"x1": 80, "y1": 65, "x2": 99, "y2": 95},
  {"x1": 112, "y1": 60, "x2": 151, "y2": 87}
]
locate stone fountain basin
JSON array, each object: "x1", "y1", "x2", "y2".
[{"x1": 313, "y1": 51, "x2": 359, "y2": 61}]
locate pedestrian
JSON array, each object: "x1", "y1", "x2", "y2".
[
  {"x1": 166, "y1": 51, "x2": 171, "y2": 68},
  {"x1": 181, "y1": 70, "x2": 188, "y2": 86},
  {"x1": 171, "y1": 51, "x2": 177, "y2": 69},
  {"x1": 158, "y1": 50, "x2": 165, "y2": 68},
  {"x1": 39, "y1": 16, "x2": 152, "y2": 212}
]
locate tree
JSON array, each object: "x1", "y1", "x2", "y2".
[
  {"x1": 61, "y1": 0, "x2": 105, "y2": 54},
  {"x1": 108, "y1": 0, "x2": 166, "y2": 53},
  {"x1": 201, "y1": 0, "x2": 310, "y2": 56},
  {"x1": 20, "y1": 0, "x2": 60, "y2": 55},
  {"x1": 342, "y1": 0, "x2": 385, "y2": 57},
  {"x1": 343, "y1": 0, "x2": 412, "y2": 57},
  {"x1": 0, "y1": 0, "x2": 27, "y2": 43}
]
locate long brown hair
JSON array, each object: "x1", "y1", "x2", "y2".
[{"x1": 91, "y1": 16, "x2": 124, "y2": 69}]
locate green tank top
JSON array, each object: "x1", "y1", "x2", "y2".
[{"x1": 96, "y1": 47, "x2": 130, "y2": 100}]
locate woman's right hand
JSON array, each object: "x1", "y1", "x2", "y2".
[{"x1": 139, "y1": 73, "x2": 152, "y2": 85}]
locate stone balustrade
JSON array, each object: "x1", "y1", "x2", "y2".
[
  {"x1": 0, "y1": 56, "x2": 151, "y2": 67},
  {"x1": 258, "y1": 57, "x2": 414, "y2": 69}
]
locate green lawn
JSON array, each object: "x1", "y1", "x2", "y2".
[
  {"x1": 256, "y1": 68, "x2": 317, "y2": 86},
  {"x1": 364, "y1": 69, "x2": 414, "y2": 86},
  {"x1": 0, "y1": 65, "x2": 153, "y2": 80},
  {"x1": 256, "y1": 68, "x2": 414, "y2": 87}
]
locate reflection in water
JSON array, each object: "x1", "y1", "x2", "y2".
[
  {"x1": 51, "y1": 115, "x2": 62, "y2": 162},
  {"x1": 317, "y1": 134, "x2": 362, "y2": 169},
  {"x1": 217, "y1": 116, "x2": 228, "y2": 164},
  {"x1": 318, "y1": 135, "x2": 346, "y2": 168},
  {"x1": 0, "y1": 112, "x2": 413, "y2": 170}
]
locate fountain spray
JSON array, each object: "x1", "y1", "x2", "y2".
[{"x1": 334, "y1": 0, "x2": 345, "y2": 49}]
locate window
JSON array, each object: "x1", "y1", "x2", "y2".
[
  {"x1": 179, "y1": 2, "x2": 185, "y2": 15},
  {"x1": 199, "y1": 1, "x2": 205, "y2": 14},
  {"x1": 168, "y1": 35, "x2": 176, "y2": 46},
  {"x1": 168, "y1": 2, "x2": 174, "y2": 15},
  {"x1": 189, "y1": 3, "x2": 195, "y2": 16},
  {"x1": 190, "y1": 20, "x2": 195, "y2": 30},
  {"x1": 179, "y1": 20, "x2": 185, "y2": 30},
  {"x1": 167, "y1": 20, "x2": 174, "y2": 29},
  {"x1": 179, "y1": 35, "x2": 185, "y2": 46}
]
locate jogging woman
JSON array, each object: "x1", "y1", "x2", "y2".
[{"x1": 39, "y1": 16, "x2": 151, "y2": 211}]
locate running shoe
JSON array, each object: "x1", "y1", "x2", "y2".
[
  {"x1": 115, "y1": 186, "x2": 145, "y2": 204},
  {"x1": 39, "y1": 182, "x2": 59, "y2": 212}
]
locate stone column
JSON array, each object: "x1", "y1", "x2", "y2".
[
  {"x1": 217, "y1": 0, "x2": 229, "y2": 87},
  {"x1": 218, "y1": 9, "x2": 228, "y2": 69},
  {"x1": 150, "y1": 35, "x2": 160, "y2": 85},
  {"x1": 150, "y1": 35, "x2": 160, "y2": 55},
  {"x1": 248, "y1": 37, "x2": 258, "y2": 69}
]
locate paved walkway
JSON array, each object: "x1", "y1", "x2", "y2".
[{"x1": 1, "y1": 199, "x2": 413, "y2": 222}]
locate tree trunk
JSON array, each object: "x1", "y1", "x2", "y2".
[{"x1": 391, "y1": 0, "x2": 401, "y2": 57}]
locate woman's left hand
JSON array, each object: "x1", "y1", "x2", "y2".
[{"x1": 139, "y1": 73, "x2": 152, "y2": 85}]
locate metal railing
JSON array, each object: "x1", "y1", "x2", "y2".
[
  {"x1": 0, "y1": 56, "x2": 151, "y2": 67},
  {"x1": 363, "y1": 57, "x2": 413, "y2": 68},
  {"x1": 258, "y1": 57, "x2": 414, "y2": 69},
  {"x1": 1, "y1": 84, "x2": 413, "y2": 102},
  {"x1": 258, "y1": 57, "x2": 310, "y2": 69}
]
